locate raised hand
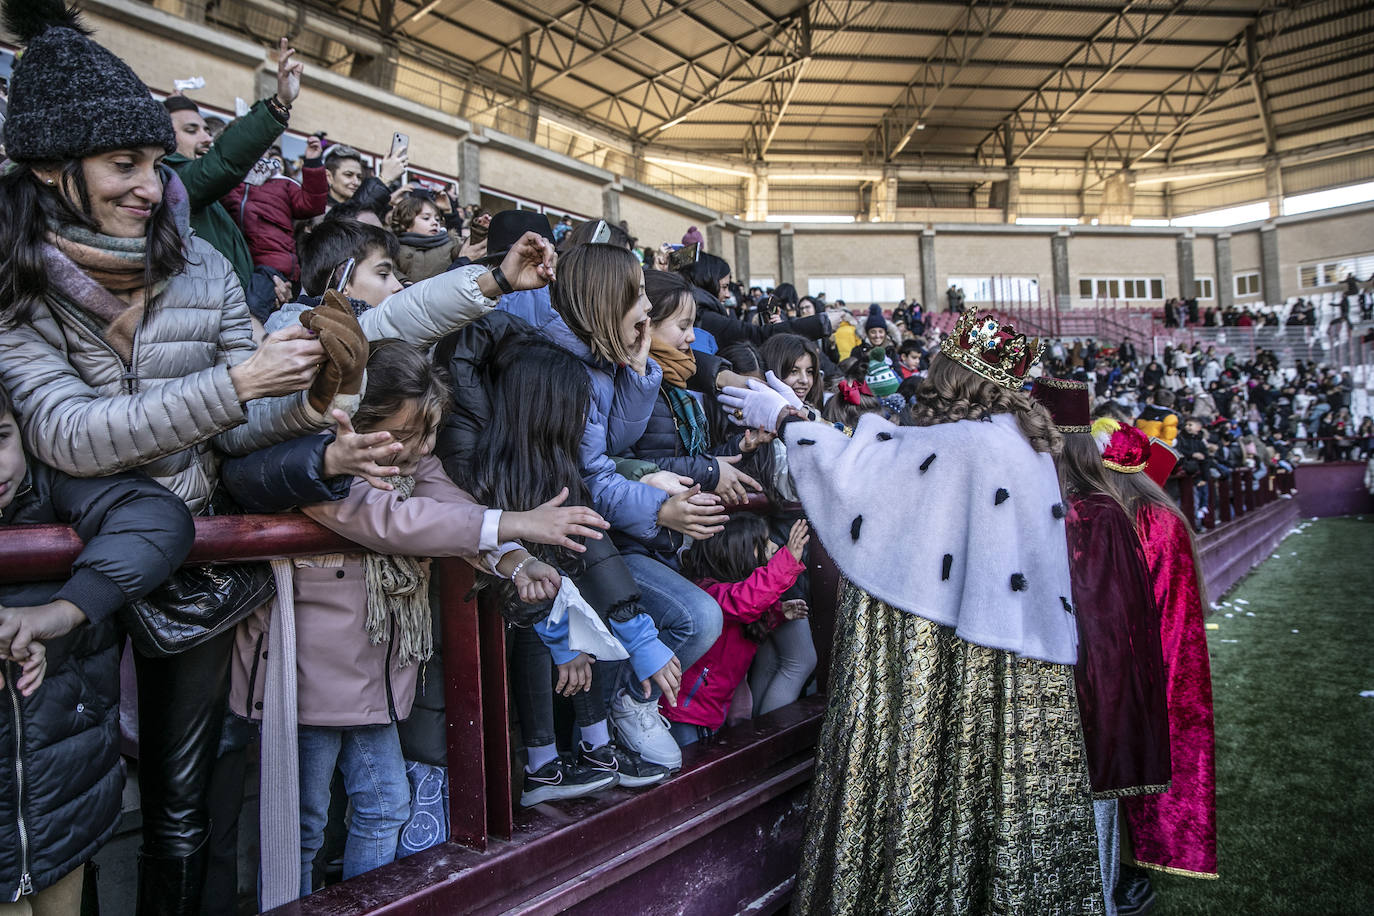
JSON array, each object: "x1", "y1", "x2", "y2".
[
  {"x1": 321, "y1": 409, "x2": 402, "y2": 490},
  {"x1": 275, "y1": 38, "x2": 304, "y2": 106},
  {"x1": 657, "y1": 484, "x2": 727, "y2": 539},
  {"x1": 500, "y1": 487, "x2": 609, "y2": 552},
  {"x1": 714, "y1": 454, "x2": 762, "y2": 505},
  {"x1": 785, "y1": 519, "x2": 810, "y2": 561}
]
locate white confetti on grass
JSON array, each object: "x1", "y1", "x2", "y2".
[
  {"x1": 1221, "y1": 639, "x2": 1240, "y2": 644},
  {"x1": 1361, "y1": 690, "x2": 1374, "y2": 698},
  {"x1": 1246, "y1": 612, "x2": 1256, "y2": 617},
  {"x1": 1235, "y1": 598, "x2": 1250, "y2": 605},
  {"x1": 1291, "y1": 629, "x2": 1300, "y2": 634},
  {"x1": 1225, "y1": 613, "x2": 1234, "y2": 618}
]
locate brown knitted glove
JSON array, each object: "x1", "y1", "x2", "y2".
[{"x1": 299, "y1": 290, "x2": 368, "y2": 412}]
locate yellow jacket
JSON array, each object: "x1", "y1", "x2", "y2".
[{"x1": 833, "y1": 321, "x2": 862, "y2": 362}]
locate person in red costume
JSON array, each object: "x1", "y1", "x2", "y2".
[
  {"x1": 1032, "y1": 380, "x2": 1171, "y2": 916},
  {"x1": 1104, "y1": 430, "x2": 1218, "y2": 913}
]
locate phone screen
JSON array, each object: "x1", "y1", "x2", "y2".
[{"x1": 668, "y1": 243, "x2": 699, "y2": 272}]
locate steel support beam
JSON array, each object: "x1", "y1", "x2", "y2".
[
  {"x1": 862, "y1": 0, "x2": 1017, "y2": 163},
  {"x1": 976, "y1": 0, "x2": 1192, "y2": 166}
]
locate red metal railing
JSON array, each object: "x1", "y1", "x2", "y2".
[{"x1": 1173, "y1": 466, "x2": 1296, "y2": 532}]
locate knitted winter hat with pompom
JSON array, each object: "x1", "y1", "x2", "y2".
[
  {"x1": 866, "y1": 346, "x2": 900, "y2": 398},
  {"x1": 3, "y1": 0, "x2": 175, "y2": 162}
]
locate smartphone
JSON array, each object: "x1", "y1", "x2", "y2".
[
  {"x1": 668, "y1": 242, "x2": 699, "y2": 272},
  {"x1": 591, "y1": 219, "x2": 612, "y2": 245},
  {"x1": 332, "y1": 257, "x2": 356, "y2": 295},
  {"x1": 390, "y1": 132, "x2": 409, "y2": 158}
]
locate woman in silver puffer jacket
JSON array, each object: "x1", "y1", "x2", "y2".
[{"x1": 0, "y1": 5, "x2": 367, "y2": 913}]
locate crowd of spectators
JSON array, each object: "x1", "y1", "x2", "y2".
[{"x1": 0, "y1": 10, "x2": 1370, "y2": 916}]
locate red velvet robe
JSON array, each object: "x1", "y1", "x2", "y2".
[
  {"x1": 1066, "y1": 494, "x2": 1171, "y2": 797},
  {"x1": 1122, "y1": 503, "x2": 1219, "y2": 878}
]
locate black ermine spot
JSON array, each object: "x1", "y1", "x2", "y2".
[
  {"x1": 876, "y1": 431, "x2": 893, "y2": 441},
  {"x1": 1010, "y1": 573, "x2": 1028, "y2": 592},
  {"x1": 1060, "y1": 596, "x2": 1075, "y2": 615},
  {"x1": 920, "y1": 454, "x2": 937, "y2": 473},
  {"x1": 941, "y1": 554, "x2": 953, "y2": 581},
  {"x1": 850, "y1": 516, "x2": 863, "y2": 541},
  {"x1": 994, "y1": 488, "x2": 1010, "y2": 505},
  {"x1": 797, "y1": 438, "x2": 816, "y2": 446},
  {"x1": 1051, "y1": 502, "x2": 1066, "y2": 519}
]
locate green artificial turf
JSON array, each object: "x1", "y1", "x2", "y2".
[{"x1": 1151, "y1": 515, "x2": 1374, "y2": 916}]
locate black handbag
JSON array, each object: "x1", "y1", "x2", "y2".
[{"x1": 119, "y1": 489, "x2": 277, "y2": 658}]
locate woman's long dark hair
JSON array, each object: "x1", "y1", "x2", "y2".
[
  {"x1": 760, "y1": 333, "x2": 824, "y2": 409},
  {"x1": 467, "y1": 336, "x2": 592, "y2": 519},
  {"x1": 679, "y1": 252, "x2": 730, "y2": 302},
  {"x1": 0, "y1": 161, "x2": 184, "y2": 324},
  {"x1": 644, "y1": 269, "x2": 694, "y2": 323}
]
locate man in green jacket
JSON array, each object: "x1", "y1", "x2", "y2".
[{"x1": 163, "y1": 38, "x2": 304, "y2": 299}]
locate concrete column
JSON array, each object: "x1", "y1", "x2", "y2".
[
  {"x1": 1099, "y1": 170, "x2": 1136, "y2": 225},
  {"x1": 706, "y1": 221, "x2": 723, "y2": 255},
  {"x1": 988, "y1": 168, "x2": 1020, "y2": 224},
  {"x1": 1260, "y1": 223, "x2": 1281, "y2": 306},
  {"x1": 525, "y1": 102, "x2": 541, "y2": 143},
  {"x1": 747, "y1": 165, "x2": 769, "y2": 222},
  {"x1": 602, "y1": 182, "x2": 622, "y2": 226},
  {"x1": 457, "y1": 136, "x2": 484, "y2": 208},
  {"x1": 734, "y1": 229, "x2": 752, "y2": 286},
  {"x1": 1215, "y1": 233, "x2": 1234, "y2": 309},
  {"x1": 919, "y1": 228, "x2": 938, "y2": 310},
  {"x1": 1264, "y1": 154, "x2": 1284, "y2": 219},
  {"x1": 1176, "y1": 231, "x2": 1196, "y2": 299},
  {"x1": 883, "y1": 169, "x2": 899, "y2": 222},
  {"x1": 1052, "y1": 229, "x2": 1071, "y2": 310},
  {"x1": 778, "y1": 227, "x2": 795, "y2": 287}
]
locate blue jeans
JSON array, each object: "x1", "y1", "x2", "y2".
[
  {"x1": 618, "y1": 553, "x2": 722, "y2": 703},
  {"x1": 298, "y1": 723, "x2": 410, "y2": 897}
]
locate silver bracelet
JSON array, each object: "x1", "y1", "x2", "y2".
[{"x1": 508, "y1": 555, "x2": 535, "y2": 581}]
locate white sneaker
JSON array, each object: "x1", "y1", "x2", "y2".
[{"x1": 609, "y1": 689, "x2": 682, "y2": 770}]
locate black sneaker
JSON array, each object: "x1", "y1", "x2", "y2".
[
  {"x1": 519, "y1": 756, "x2": 617, "y2": 807},
  {"x1": 1115, "y1": 865, "x2": 1156, "y2": 916},
  {"x1": 578, "y1": 740, "x2": 670, "y2": 789}
]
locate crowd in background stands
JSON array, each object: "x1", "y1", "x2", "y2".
[{"x1": 0, "y1": 13, "x2": 1370, "y2": 916}]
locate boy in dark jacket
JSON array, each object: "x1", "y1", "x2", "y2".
[{"x1": 0, "y1": 382, "x2": 195, "y2": 909}]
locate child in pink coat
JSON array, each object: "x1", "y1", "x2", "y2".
[{"x1": 663, "y1": 517, "x2": 809, "y2": 745}]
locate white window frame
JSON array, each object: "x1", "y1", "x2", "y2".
[
  {"x1": 1194, "y1": 276, "x2": 1215, "y2": 300},
  {"x1": 1234, "y1": 272, "x2": 1261, "y2": 298},
  {"x1": 1076, "y1": 276, "x2": 1166, "y2": 301},
  {"x1": 807, "y1": 276, "x2": 907, "y2": 304},
  {"x1": 1297, "y1": 253, "x2": 1374, "y2": 290},
  {"x1": 945, "y1": 276, "x2": 1040, "y2": 304}
]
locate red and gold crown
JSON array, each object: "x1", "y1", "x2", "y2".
[
  {"x1": 1091, "y1": 418, "x2": 1150, "y2": 474},
  {"x1": 939, "y1": 311, "x2": 1044, "y2": 390}
]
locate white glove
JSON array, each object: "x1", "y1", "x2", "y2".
[
  {"x1": 719, "y1": 378, "x2": 789, "y2": 432},
  {"x1": 764, "y1": 370, "x2": 805, "y2": 411}
]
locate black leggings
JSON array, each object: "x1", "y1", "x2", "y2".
[
  {"x1": 509, "y1": 625, "x2": 604, "y2": 748},
  {"x1": 134, "y1": 630, "x2": 234, "y2": 859}
]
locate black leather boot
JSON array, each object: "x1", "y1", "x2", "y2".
[{"x1": 136, "y1": 836, "x2": 210, "y2": 916}]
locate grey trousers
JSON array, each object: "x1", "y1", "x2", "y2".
[{"x1": 1093, "y1": 798, "x2": 1120, "y2": 916}]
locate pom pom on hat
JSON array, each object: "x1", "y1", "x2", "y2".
[
  {"x1": 865, "y1": 303, "x2": 887, "y2": 331},
  {"x1": 866, "y1": 346, "x2": 900, "y2": 398},
  {"x1": 3, "y1": 0, "x2": 175, "y2": 162}
]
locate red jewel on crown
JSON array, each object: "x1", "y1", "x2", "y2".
[{"x1": 939, "y1": 310, "x2": 1045, "y2": 390}]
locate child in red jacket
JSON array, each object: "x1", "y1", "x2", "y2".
[{"x1": 663, "y1": 517, "x2": 809, "y2": 745}]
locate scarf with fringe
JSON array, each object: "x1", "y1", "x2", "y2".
[{"x1": 362, "y1": 474, "x2": 433, "y2": 667}]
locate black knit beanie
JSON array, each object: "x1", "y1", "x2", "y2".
[
  {"x1": 2, "y1": 0, "x2": 175, "y2": 162},
  {"x1": 866, "y1": 303, "x2": 888, "y2": 332}
]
